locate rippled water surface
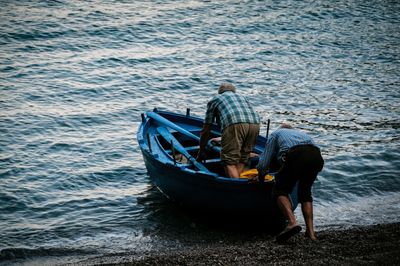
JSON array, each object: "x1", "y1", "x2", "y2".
[{"x1": 1, "y1": 0, "x2": 399, "y2": 264}]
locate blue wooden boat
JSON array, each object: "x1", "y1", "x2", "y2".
[{"x1": 137, "y1": 109, "x2": 298, "y2": 224}]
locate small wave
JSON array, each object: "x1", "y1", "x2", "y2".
[
  {"x1": 305, "y1": 192, "x2": 400, "y2": 229},
  {"x1": 4, "y1": 28, "x2": 76, "y2": 42},
  {"x1": 0, "y1": 66, "x2": 17, "y2": 72},
  {"x1": 0, "y1": 247, "x2": 95, "y2": 261},
  {"x1": 0, "y1": 192, "x2": 28, "y2": 215},
  {"x1": 48, "y1": 142, "x2": 81, "y2": 152}
]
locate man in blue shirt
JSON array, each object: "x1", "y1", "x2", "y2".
[
  {"x1": 257, "y1": 124, "x2": 324, "y2": 242},
  {"x1": 197, "y1": 83, "x2": 260, "y2": 178}
]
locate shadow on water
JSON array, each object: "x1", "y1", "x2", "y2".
[{"x1": 137, "y1": 185, "x2": 286, "y2": 247}]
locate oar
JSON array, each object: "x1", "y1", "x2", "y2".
[
  {"x1": 157, "y1": 126, "x2": 210, "y2": 173},
  {"x1": 259, "y1": 119, "x2": 271, "y2": 183},
  {"x1": 146, "y1": 111, "x2": 221, "y2": 153}
]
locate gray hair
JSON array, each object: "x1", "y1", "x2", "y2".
[
  {"x1": 218, "y1": 83, "x2": 236, "y2": 94},
  {"x1": 280, "y1": 123, "x2": 293, "y2": 129}
]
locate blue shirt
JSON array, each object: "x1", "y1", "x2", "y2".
[
  {"x1": 204, "y1": 91, "x2": 260, "y2": 131},
  {"x1": 257, "y1": 128, "x2": 317, "y2": 177}
]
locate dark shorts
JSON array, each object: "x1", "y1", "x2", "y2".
[
  {"x1": 221, "y1": 123, "x2": 260, "y2": 165},
  {"x1": 273, "y1": 145, "x2": 324, "y2": 203}
]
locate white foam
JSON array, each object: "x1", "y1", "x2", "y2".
[{"x1": 294, "y1": 192, "x2": 400, "y2": 229}]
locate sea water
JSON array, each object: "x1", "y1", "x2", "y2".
[{"x1": 1, "y1": 0, "x2": 399, "y2": 264}]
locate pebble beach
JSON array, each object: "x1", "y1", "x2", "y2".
[{"x1": 67, "y1": 223, "x2": 400, "y2": 265}]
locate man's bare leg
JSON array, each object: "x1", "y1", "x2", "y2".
[
  {"x1": 236, "y1": 162, "x2": 245, "y2": 175},
  {"x1": 224, "y1": 164, "x2": 239, "y2": 178},
  {"x1": 302, "y1": 201, "x2": 317, "y2": 240},
  {"x1": 277, "y1": 195, "x2": 298, "y2": 229}
]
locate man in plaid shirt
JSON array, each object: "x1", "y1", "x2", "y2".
[{"x1": 196, "y1": 83, "x2": 260, "y2": 178}]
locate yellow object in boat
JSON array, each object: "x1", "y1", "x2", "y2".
[{"x1": 239, "y1": 169, "x2": 274, "y2": 181}]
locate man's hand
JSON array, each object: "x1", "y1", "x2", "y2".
[{"x1": 210, "y1": 137, "x2": 221, "y2": 145}]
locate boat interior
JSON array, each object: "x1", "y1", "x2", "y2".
[{"x1": 156, "y1": 128, "x2": 228, "y2": 176}]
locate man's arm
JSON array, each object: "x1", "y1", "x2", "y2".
[
  {"x1": 256, "y1": 136, "x2": 276, "y2": 178},
  {"x1": 196, "y1": 124, "x2": 211, "y2": 161}
]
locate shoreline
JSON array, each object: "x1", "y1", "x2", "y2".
[{"x1": 69, "y1": 222, "x2": 400, "y2": 265}]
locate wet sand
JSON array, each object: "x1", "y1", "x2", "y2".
[{"x1": 73, "y1": 222, "x2": 400, "y2": 265}]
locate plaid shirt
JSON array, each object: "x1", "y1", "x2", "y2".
[
  {"x1": 257, "y1": 128, "x2": 318, "y2": 177},
  {"x1": 204, "y1": 91, "x2": 260, "y2": 130}
]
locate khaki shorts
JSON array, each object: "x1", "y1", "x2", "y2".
[{"x1": 221, "y1": 123, "x2": 260, "y2": 165}]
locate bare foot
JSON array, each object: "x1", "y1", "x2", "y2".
[{"x1": 305, "y1": 231, "x2": 317, "y2": 241}]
